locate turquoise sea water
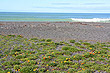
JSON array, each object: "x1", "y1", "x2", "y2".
[{"x1": 0, "y1": 12, "x2": 110, "y2": 22}]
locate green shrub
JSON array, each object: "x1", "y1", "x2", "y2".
[
  {"x1": 62, "y1": 46, "x2": 83, "y2": 52},
  {"x1": 81, "y1": 69, "x2": 94, "y2": 73},
  {"x1": 4, "y1": 66, "x2": 13, "y2": 69},
  {"x1": 62, "y1": 46, "x2": 70, "y2": 50},
  {"x1": 68, "y1": 68, "x2": 77, "y2": 73},
  {"x1": 45, "y1": 39, "x2": 52, "y2": 42},
  {"x1": 17, "y1": 35, "x2": 23, "y2": 37},
  {"x1": 52, "y1": 70, "x2": 61, "y2": 73},
  {"x1": 14, "y1": 65, "x2": 20, "y2": 70},
  {"x1": 48, "y1": 62, "x2": 58, "y2": 67},
  {"x1": 75, "y1": 42, "x2": 81, "y2": 46},
  {"x1": 39, "y1": 39, "x2": 45, "y2": 41},
  {"x1": 11, "y1": 61, "x2": 21, "y2": 65},
  {"x1": 83, "y1": 52, "x2": 95, "y2": 58},
  {"x1": 83, "y1": 62, "x2": 95, "y2": 67},
  {"x1": 30, "y1": 38, "x2": 38, "y2": 40},
  {"x1": 64, "y1": 61, "x2": 73, "y2": 65},
  {"x1": 70, "y1": 40, "x2": 75, "y2": 43},
  {"x1": 88, "y1": 45, "x2": 96, "y2": 49},
  {"x1": 12, "y1": 49, "x2": 21, "y2": 52},
  {"x1": 4, "y1": 69, "x2": 13, "y2": 73},
  {"x1": 20, "y1": 66, "x2": 38, "y2": 73},
  {"x1": 98, "y1": 57, "x2": 105, "y2": 61},
  {"x1": 38, "y1": 68, "x2": 46, "y2": 72},
  {"x1": 73, "y1": 54, "x2": 83, "y2": 60},
  {"x1": 71, "y1": 63, "x2": 80, "y2": 69},
  {"x1": 55, "y1": 43, "x2": 61, "y2": 45},
  {"x1": 102, "y1": 47, "x2": 108, "y2": 50},
  {"x1": 83, "y1": 42, "x2": 91, "y2": 45},
  {"x1": 15, "y1": 55, "x2": 26, "y2": 59},
  {"x1": 2, "y1": 61, "x2": 11, "y2": 66},
  {"x1": 7, "y1": 35, "x2": 16, "y2": 37}
]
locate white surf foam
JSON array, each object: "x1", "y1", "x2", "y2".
[{"x1": 71, "y1": 18, "x2": 110, "y2": 22}]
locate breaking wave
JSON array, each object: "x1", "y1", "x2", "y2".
[{"x1": 71, "y1": 18, "x2": 110, "y2": 22}]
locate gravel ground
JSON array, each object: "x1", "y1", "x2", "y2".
[{"x1": 0, "y1": 21, "x2": 110, "y2": 43}]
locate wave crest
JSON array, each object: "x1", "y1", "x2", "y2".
[{"x1": 71, "y1": 18, "x2": 110, "y2": 22}]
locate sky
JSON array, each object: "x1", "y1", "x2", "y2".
[{"x1": 0, "y1": 0, "x2": 110, "y2": 13}]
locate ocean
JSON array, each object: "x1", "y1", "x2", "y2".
[{"x1": 0, "y1": 12, "x2": 110, "y2": 22}]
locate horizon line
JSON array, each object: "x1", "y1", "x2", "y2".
[{"x1": 0, "y1": 12, "x2": 110, "y2": 14}]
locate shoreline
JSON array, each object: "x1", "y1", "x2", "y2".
[
  {"x1": 1, "y1": 21, "x2": 110, "y2": 23},
  {"x1": 0, "y1": 21, "x2": 110, "y2": 43}
]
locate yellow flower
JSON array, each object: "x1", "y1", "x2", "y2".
[
  {"x1": 46, "y1": 64, "x2": 48, "y2": 66},
  {"x1": 82, "y1": 68, "x2": 85, "y2": 70},
  {"x1": 90, "y1": 48, "x2": 92, "y2": 50},
  {"x1": 33, "y1": 69, "x2": 36, "y2": 71},
  {"x1": 78, "y1": 70, "x2": 81, "y2": 72},
  {"x1": 66, "y1": 58, "x2": 68, "y2": 60},
  {"x1": 7, "y1": 72, "x2": 10, "y2": 73},
  {"x1": 64, "y1": 61, "x2": 67, "y2": 63},
  {"x1": 47, "y1": 70, "x2": 49, "y2": 71},
  {"x1": 53, "y1": 61, "x2": 55, "y2": 63},
  {"x1": 15, "y1": 52, "x2": 17, "y2": 54},
  {"x1": 61, "y1": 61, "x2": 63, "y2": 63},
  {"x1": 74, "y1": 56, "x2": 75, "y2": 58}
]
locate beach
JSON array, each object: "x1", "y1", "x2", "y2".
[
  {"x1": 0, "y1": 21, "x2": 110, "y2": 43},
  {"x1": 1, "y1": 0, "x2": 110, "y2": 72}
]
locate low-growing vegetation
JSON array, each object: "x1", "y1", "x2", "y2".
[{"x1": 0, "y1": 35, "x2": 110, "y2": 73}]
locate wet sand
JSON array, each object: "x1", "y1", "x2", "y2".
[{"x1": 0, "y1": 21, "x2": 110, "y2": 43}]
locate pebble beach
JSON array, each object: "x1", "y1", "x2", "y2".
[{"x1": 0, "y1": 21, "x2": 110, "y2": 43}]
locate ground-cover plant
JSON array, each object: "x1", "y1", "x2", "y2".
[
  {"x1": 62, "y1": 46, "x2": 84, "y2": 52},
  {"x1": 20, "y1": 66, "x2": 38, "y2": 73},
  {"x1": 69, "y1": 40, "x2": 75, "y2": 43},
  {"x1": 0, "y1": 35, "x2": 110, "y2": 73}
]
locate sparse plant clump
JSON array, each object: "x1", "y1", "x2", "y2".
[
  {"x1": 62, "y1": 46, "x2": 84, "y2": 52},
  {"x1": 69, "y1": 40, "x2": 75, "y2": 43},
  {"x1": 45, "y1": 39, "x2": 52, "y2": 42},
  {"x1": 8, "y1": 35, "x2": 16, "y2": 37}
]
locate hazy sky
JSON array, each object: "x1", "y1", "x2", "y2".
[{"x1": 0, "y1": 0, "x2": 110, "y2": 13}]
